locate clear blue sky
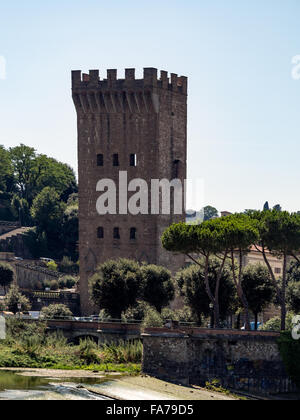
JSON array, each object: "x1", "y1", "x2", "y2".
[{"x1": 0, "y1": 0, "x2": 300, "y2": 213}]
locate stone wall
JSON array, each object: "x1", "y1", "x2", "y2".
[
  {"x1": 72, "y1": 68, "x2": 187, "y2": 315},
  {"x1": 22, "y1": 291, "x2": 80, "y2": 316},
  {"x1": 15, "y1": 263, "x2": 62, "y2": 290},
  {"x1": 0, "y1": 221, "x2": 20, "y2": 235},
  {"x1": 142, "y1": 328, "x2": 297, "y2": 395}
]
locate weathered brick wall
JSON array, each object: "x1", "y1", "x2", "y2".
[
  {"x1": 142, "y1": 328, "x2": 296, "y2": 395},
  {"x1": 72, "y1": 68, "x2": 187, "y2": 315}
]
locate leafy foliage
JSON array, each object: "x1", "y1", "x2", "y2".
[
  {"x1": 176, "y1": 259, "x2": 236, "y2": 325},
  {"x1": 90, "y1": 259, "x2": 143, "y2": 319},
  {"x1": 4, "y1": 285, "x2": 31, "y2": 314},
  {"x1": 0, "y1": 263, "x2": 14, "y2": 293},
  {"x1": 278, "y1": 332, "x2": 300, "y2": 389},
  {"x1": 242, "y1": 264, "x2": 275, "y2": 326},
  {"x1": 141, "y1": 265, "x2": 174, "y2": 312},
  {"x1": 40, "y1": 304, "x2": 73, "y2": 320}
]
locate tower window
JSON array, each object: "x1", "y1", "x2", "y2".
[
  {"x1": 97, "y1": 227, "x2": 104, "y2": 239},
  {"x1": 113, "y1": 154, "x2": 119, "y2": 167},
  {"x1": 97, "y1": 154, "x2": 104, "y2": 167},
  {"x1": 113, "y1": 227, "x2": 120, "y2": 239},
  {"x1": 130, "y1": 228, "x2": 137, "y2": 240},
  {"x1": 173, "y1": 160, "x2": 180, "y2": 178},
  {"x1": 130, "y1": 154, "x2": 137, "y2": 167}
]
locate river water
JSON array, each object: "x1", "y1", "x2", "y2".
[{"x1": 0, "y1": 370, "x2": 112, "y2": 400}]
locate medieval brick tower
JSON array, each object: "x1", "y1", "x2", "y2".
[{"x1": 72, "y1": 68, "x2": 187, "y2": 315}]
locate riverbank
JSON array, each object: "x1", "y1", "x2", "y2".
[
  {"x1": 0, "y1": 369, "x2": 237, "y2": 400},
  {"x1": 0, "y1": 318, "x2": 141, "y2": 374}
]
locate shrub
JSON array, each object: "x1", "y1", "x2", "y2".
[
  {"x1": 58, "y1": 256, "x2": 79, "y2": 275},
  {"x1": 122, "y1": 301, "x2": 153, "y2": 322},
  {"x1": 47, "y1": 261, "x2": 58, "y2": 272},
  {"x1": 278, "y1": 332, "x2": 300, "y2": 389},
  {"x1": 50, "y1": 280, "x2": 59, "y2": 291},
  {"x1": 4, "y1": 285, "x2": 31, "y2": 314},
  {"x1": 78, "y1": 338, "x2": 100, "y2": 365},
  {"x1": 62, "y1": 275, "x2": 77, "y2": 289},
  {"x1": 142, "y1": 307, "x2": 164, "y2": 328},
  {"x1": 40, "y1": 304, "x2": 73, "y2": 320},
  {"x1": 261, "y1": 313, "x2": 295, "y2": 332},
  {"x1": 101, "y1": 340, "x2": 143, "y2": 364}
]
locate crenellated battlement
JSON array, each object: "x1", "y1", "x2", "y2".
[{"x1": 72, "y1": 68, "x2": 188, "y2": 95}]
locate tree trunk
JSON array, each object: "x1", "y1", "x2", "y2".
[
  {"x1": 214, "y1": 300, "x2": 220, "y2": 329},
  {"x1": 281, "y1": 254, "x2": 287, "y2": 331},
  {"x1": 236, "y1": 313, "x2": 241, "y2": 330},
  {"x1": 231, "y1": 251, "x2": 251, "y2": 331},
  {"x1": 254, "y1": 313, "x2": 258, "y2": 331}
]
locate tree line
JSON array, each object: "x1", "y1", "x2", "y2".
[
  {"x1": 162, "y1": 210, "x2": 300, "y2": 331},
  {"x1": 0, "y1": 144, "x2": 78, "y2": 261}
]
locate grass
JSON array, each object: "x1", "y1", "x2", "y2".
[{"x1": 0, "y1": 318, "x2": 142, "y2": 374}]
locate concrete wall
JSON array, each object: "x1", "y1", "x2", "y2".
[{"x1": 142, "y1": 328, "x2": 296, "y2": 395}]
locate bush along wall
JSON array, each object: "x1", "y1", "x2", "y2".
[{"x1": 277, "y1": 332, "x2": 300, "y2": 389}]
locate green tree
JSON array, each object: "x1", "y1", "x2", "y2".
[
  {"x1": 242, "y1": 264, "x2": 275, "y2": 330},
  {"x1": 0, "y1": 145, "x2": 13, "y2": 193},
  {"x1": 287, "y1": 261, "x2": 300, "y2": 283},
  {"x1": 250, "y1": 210, "x2": 300, "y2": 330},
  {"x1": 5, "y1": 285, "x2": 31, "y2": 314},
  {"x1": 30, "y1": 187, "x2": 65, "y2": 258},
  {"x1": 203, "y1": 206, "x2": 219, "y2": 221},
  {"x1": 11, "y1": 195, "x2": 32, "y2": 226},
  {"x1": 224, "y1": 214, "x2": 260, "y2": 330},
  {"x1": 62, "y1": 204, "x2": 79, "y2": 261},
  {"x1": 141, "y1": 265, "x2": 174, "y2": 312},
  {"x1": 162, "y1": 220, "x2": 228, "y2": 327},
  {"x1": 40, "y1": 304, "x2": 73, "y2": 320},
  {"x1": 34, "y1": 155, "x2": 77, "y2": 201},
  {"x1": 287, "y1": 282, "x2": 300, "y2": 313},
  {"x1": 273, "y1": 204, "x2": 282, "y2": 212},
  {"x1": 9, "y1": 144, "x2": 37, "y2": 202},
  {"x1": 176, "y1": 259, "x2": 236, "y2": 325},
  {"x1": 90, "y1": 259, "x2": 143, "y2": 319},
  {"x1": 0, "y1": 263, "x2": 14, "y2": 294},
  {"x1": 9, "y1": 145, "x2": 77, "y2": 204}
]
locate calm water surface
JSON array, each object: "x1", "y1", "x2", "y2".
[{"x1": 0, "y1": 370, "x2": 112, "y2": 400}]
